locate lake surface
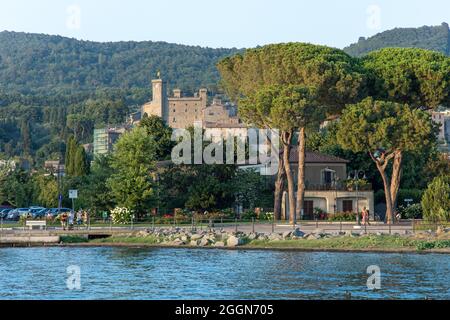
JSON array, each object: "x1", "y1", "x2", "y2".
[{"x1": 0, "y1": 247, "x2": 449, "y2": 300}]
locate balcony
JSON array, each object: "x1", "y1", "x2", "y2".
[{"x1": 305, "y1": 182, "x2": 372, "y2": 192}]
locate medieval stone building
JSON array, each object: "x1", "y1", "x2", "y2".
[{"x1": 141, "y1": 77, "x2": 241, "y2": 129}]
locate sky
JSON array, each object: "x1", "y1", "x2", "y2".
[{"x1": 0, "y1": 0, "x2": 448, "y2": 49}]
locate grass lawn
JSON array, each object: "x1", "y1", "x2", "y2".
[{"x1": 60, "y1": 234, "x2": 450, "y2": 252}]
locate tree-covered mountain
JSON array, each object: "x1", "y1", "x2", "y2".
[
  {"x1": 0, "y1": 31, "x2": 241, "y2": 96},
  {"x1": 1, "y1": 23, "x2": 450, "y2": 166},
  {"x1": 344, "y1": 22, "x2": 450, "y2": 57}
]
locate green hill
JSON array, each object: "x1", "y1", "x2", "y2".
[
  {"x1": 344, "y1": 22, "x2": 450, "y2": 57},
  {"x1": 0, "y1": 31, "x2": 241, "y2": 96}
]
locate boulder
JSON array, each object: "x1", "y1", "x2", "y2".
[
  {"x1": 282, "y1": 231, "x2": 292, "y2": 239},
  {"x1": 214, "y1": 242, "x2": 225, "y2": 247},
  {"x1": 268, "y1": 233, "x2": 282, "y2": 241},
  {"x1": 227, "y1": 235, "x2": 242, "y2": 247},
  {"x1": 292, "y1": 228, "x2": 305, "y2": 238},
  {"x1": 248, "y1": 233, "x2": 258, "y2": 240},
  {"x1": 189, "y1": 240, "x2": 199, "y2": 246},
  {"x1": 171, "y1": 239, "x2": 185, "y2": 246},
  {"x1": 191, "y1": 234, "x2": 203, "y2": 241},
  {"x1": 199, "y1": 237, "x2": 210, "y2": 247},
  {"x1": 306, "y1": 234, "x2": 320, "y2": 240}
]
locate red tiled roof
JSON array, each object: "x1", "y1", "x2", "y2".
[{"x1": 286, "y1": 147, "x2": 349, "y2": 164}]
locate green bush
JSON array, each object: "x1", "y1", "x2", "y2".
[
  {"x1": 220, "y1": 208, "x2": 236, "y2": 218},
  {"x1": 328, "y1": 212, "x2": 359, "y2": 222},
  {"x1": 421, "y1": 176, "x2": 450, "y2": 222},
  {"x1": 241, "y1": 210, "x2": 257, "y2": 220},
  {"x1": 110, "y1": 207, "x2": 133, "y2": 224},
  {"x1": 398, "y1": 203, "x2": 423, "y2": 219}
]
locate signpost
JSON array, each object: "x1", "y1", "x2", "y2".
[{"x1": 69, "y1": 190, "x2": 78, "y2": 218}]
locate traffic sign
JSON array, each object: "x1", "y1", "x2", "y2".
[{"x1": 69, "y1": 190, "x2": 78, "y2": 199}]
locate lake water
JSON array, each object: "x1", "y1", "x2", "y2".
[{"x1": 0, "y1": 247, "x2": 448, "y2": 300}]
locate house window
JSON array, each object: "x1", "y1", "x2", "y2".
[
  {"x1": 173, "y1": 118, "x2": 176, "y2": 123},
  {"x1": 322, "y1": 169, "x2": 335, "y2": 185},
  {"x1": 343, "y1": 200, "x2": 353, "y2": 213}
]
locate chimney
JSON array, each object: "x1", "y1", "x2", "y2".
[{"x1": 173, "y1": 89, "x2": 182, "y2": 98}]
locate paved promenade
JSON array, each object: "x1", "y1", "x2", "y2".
[{"x1": 0, "y1": 221, "x2": 415, "y2": 237}]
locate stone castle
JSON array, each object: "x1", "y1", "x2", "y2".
[{"x1": 140, "y1": 77, "x2": 243, "y2": 129}]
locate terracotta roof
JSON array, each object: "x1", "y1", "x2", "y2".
[{"x1": 287, "y1": 147, "x2": 349, "y2": 164}]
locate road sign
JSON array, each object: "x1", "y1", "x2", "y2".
[{"x1": 69, "y1": 190, "x2": 78, "y2": 199}]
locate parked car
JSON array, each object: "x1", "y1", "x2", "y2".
[
  {"x1": 17, "y1": 208, "x2": 31, "y2": 217},
  {"x1": 0, "y1": 208, "x2": 12, "y2": 219},
  {"x1": 7, "y1": 209, "x2": 20, "y2": 221},
  {"x1": 31, "y1": 208, "x2": 48, "y2": 219}
]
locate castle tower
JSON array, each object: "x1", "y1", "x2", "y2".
[
  {"x1": 142, "y1": 78, "x2": 168, "y2": 121},
  {"x1": 199, "y1": 88, "x2": 208, "y2": 109}
]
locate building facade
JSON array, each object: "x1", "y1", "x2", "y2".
[
  {"x1": 93, "y1": 127, "x2": 126, "y2": 156},
  {"x1": 239, "y1": 149, "x2": 375, "y2": 221},
  {"x1": 432, "y1": 108, "x2": 450, "y2": 153},
  {"x1": 141, "y1": 77, "x2": 241, "y2": 129}
]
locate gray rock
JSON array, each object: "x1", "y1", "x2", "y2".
[
  {"x1": 191, "y1": 234, "x2": 203, "y2": 241},
  {"x1": 214, "y1": 241, "x2": 225, "y2": 247},
  {"x1": 248, "y1": 233, "x2": 258, "y2": 240},
  {"x1": 171, "y1": 239, "x2": 185, "y2": 246},
  {"x1": 227, "y1": 235, "x2": 242, "y2": 247},
  {"x1": 306, "y1": 234, "x2": 320, "y2": 240},
  {"x1": 292, "y1": 228, "x2": 305, "y2": 238},
  {"x1": 268, "y1": 233, "x2": 282, "y2": 241},
  {"x1": 199, "y1": 237, "x2": 210, "y2": 247},
  {"x1": 282, "y1": 231, "x2": 292, "y2": 239}
]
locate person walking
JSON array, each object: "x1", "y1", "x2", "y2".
[
  {"x1": 60, "y1": 212, "x2": 68, "y2": 231},
  {"x1": 76, "y1": 210, "x2": 83, "y2": 228},
  {"x1": 68, "y1": 210, "x2": 75, "y2": 230},
  {"x1": 362, "y1": 207, "x2": 371, "y2": 226}
]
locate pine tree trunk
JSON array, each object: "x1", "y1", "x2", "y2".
[
  {"x1": 377, "y1": 164, "x2": 394, "y2": 224},
  {"x1": 295, "y1": 127, "x2": 306, "y2": 221},
  {"x1": 390, "y1": 150, "x2": 403, "y2": 211},
  {"x1": 282, "y1": 132, "x2": 296, "y2": 225},
  {"x1": 274, "y1": 157, "x2": 286, "y2": 221}
]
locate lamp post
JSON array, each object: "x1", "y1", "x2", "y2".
[
  {"x1": 348, "y1": 170, "x2": 366, "y2": 226},
  {"x1": 333, "y1": 176, "x2": 340, "y2": 214}
]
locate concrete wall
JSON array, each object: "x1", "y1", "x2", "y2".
[{"x1": 304, "y1": 190, "x2": 375, "y2": 218}]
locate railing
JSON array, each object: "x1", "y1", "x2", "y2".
[
  {"x1": 411, "y1": 219, "x2": 450, "y2": 232},
  {"x1": 1, "y1": 214, "x2": 448, "y2": 237},
  {"x1": 305, "y1": 183, "x2": 372, "y2": 192}
]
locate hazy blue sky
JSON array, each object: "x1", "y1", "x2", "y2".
[{"x1": 0, "y1": 0, "x2": 448, "y2": 48}]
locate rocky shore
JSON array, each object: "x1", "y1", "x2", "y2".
[{"x1": 105, "y1": 225, "x2": 450, "y2": 249}]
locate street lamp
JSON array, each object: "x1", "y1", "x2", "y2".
[
  {"x1": 347, "y1": 170, "x2": 367, "y2": 225},
  {"x1": 333, "y1": 176, "x2": 340, "y2": 214}
]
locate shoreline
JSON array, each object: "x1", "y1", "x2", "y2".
[{"x1": 2, "y1": 241, "x2": 450, "y2": 255}]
